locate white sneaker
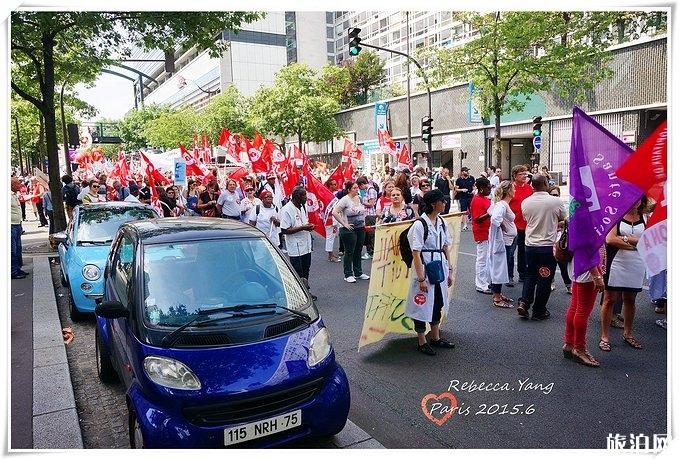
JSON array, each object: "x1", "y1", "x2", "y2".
[
  {"x1": 358, "y1": 274, "x2": 370, "y2": 280},
  {"x1": 345, "y1": 276, "x2": 356, "y2": 283},
  {"x1": 361, "y1": 253, "x2": 371, "y2": 260}
]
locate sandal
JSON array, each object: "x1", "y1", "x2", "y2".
[
  {"x1": 610, "y1": 318, "x2": 624, "y2": 329},
  {"x1": 493, "y1": 299, "x2": 512, "y2": 308},
  {"x1": 622, "y1": 334, "x2": 643, "y2": 349},
  {"x1": 500, "y1": 294, "x2": 514, "y2": 303},
  {"x1": 598, "y1": 339, "x2": 611, "y2": 352},
  {"x1": 562, "y1": 345, "x2": 573, "y2": 360},
  {"x1": 572, "y1": 348, "x2": 600, "y2": 367}
]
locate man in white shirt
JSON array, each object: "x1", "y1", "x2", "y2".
[
  {"x1": 517, "y1": 174, "x2": 566, "y2": 321},
  {"x1": 124, "y1": 183, "x2": 141, "y2": 203},
  {"x1": 248, "y1": 190, "x2": 280, "y2": 246},
  {"x1": 280, "y1": 186, "x2": 316, "y2": 299},
  {"x1": 488, "y1": 166, "x2": 501, "y2": 198}
]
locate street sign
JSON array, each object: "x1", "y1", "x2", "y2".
[
  {"x1": 533, "y1": 135, "x2": 542, "y2": 150},
  {"x1": 174, "y1": 159, "x2": 186, "y2": 186},
  {"x1": 394, "y1": 141, "x2": 401, "y2": 149},
  {"x1": 374, "y1": 102, "x2": 388, "y2": 134}
]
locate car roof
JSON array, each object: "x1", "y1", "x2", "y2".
[
  {"x1": 123, "y1": 217, "x2": 266, "y2": 244},
  {"x1": 78, "y1": 202, "x2": 154, "y2": 212}
]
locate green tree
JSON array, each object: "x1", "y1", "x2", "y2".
[
  {"x1": 421, "y1": 11, "x2": 661, "y2": 166},
  {"x1": 348, "y1": 51, "x2": 385, "y2": 105},
  {"x1": 118, "y1": 104, "x2": 172, "y2": 150},
  {"x1": 249, "y1": 63, "x2": 343, "y2": 149},
  {"x1": 198, "y1": 85, "x2": 252, "y2": 141},
  {"x1": 144, "y1": 108, "x2": 200, "y2": 149},
  {"x1": 11, "y1": 11, "x2": 263, "y2": 232},
  {"x1": 318, "y1": 63, "x2": 352, "y2": 107}
]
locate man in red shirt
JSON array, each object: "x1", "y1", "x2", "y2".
[
  {"x1": 470, "y1": 177, "x2": 492, "y2": 294},
  {"x1": 508, "y1": 165, "x2": 533, "y2": 286}
]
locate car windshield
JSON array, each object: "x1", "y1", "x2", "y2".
[
  {"x1": 142, "y1": 238, "x2": 313, "y2": 327},
  {"x1": 78, "y1": 208, "x2": 156, "y2": 243}
]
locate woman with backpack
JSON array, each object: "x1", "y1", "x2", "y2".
[
  {"x1": 405, "y1": 188, "x2": 455, "y2": 356},
  {"x1": 378, "y1": 187, "x2": 414, "y2": 224}
]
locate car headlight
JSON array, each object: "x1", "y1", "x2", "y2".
[
  {"x1": 82, "y1": 264, "x2": 101, "y2": 281},
  {"x1": 308, "y1": 327, "x2": 332, "y2": 367},
  {"x1": 143, "y1": 356, "x2": 201, "y2": 390}
]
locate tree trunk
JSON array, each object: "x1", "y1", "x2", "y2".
[
  {"x1": 493, "y1": 101, "x2": 502, "y2": 168},
  {"x1": 42, "y1": 32, "x2": 67, "y2": 232},
  {"x1": 60, "y1": 83, "x2": 72, "y2": 175},
  {"x1": 38, "y1": 114, "x2": 45, "y2": 172},
  {"x1": 297, "y1": 131, "x2": 303, "y2": 153},
  {"x1": 15, "y1": 117, "x2": 25, "y2": 176}
]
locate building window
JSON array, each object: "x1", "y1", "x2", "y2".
[
  {"x1": 285, "y1": 12, "x2": 297, "y2": 64},
  {"x1": 327, "y1": 26, "x2": 334, "y2": 39},
  {"x1": 327, "y1": 42, "x2": 334, "y2": 53}
]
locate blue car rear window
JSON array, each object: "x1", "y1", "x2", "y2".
[
  {"x1": 142, "y1": 238, "x2": 310, "y2": 327},
  {"x1": 78, "y1": 208, "x2": 156, "y2": 243}
]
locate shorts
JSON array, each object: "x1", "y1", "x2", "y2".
[{"x1": 459, "y1": 196, "x2": 472, "y2": 212}]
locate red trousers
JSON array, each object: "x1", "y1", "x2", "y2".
[{"x1": 564, "y1": 281, "x2": 599, "y2": 350}]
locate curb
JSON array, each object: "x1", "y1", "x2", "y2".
[{"x1": 31, "y1": 256, "x2": 83, "y2": 449}]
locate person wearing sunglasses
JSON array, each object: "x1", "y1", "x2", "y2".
[
  {"x1": 81, "y1": 179, "x2": 101, "y2": 204},
  {"x1": 378, "y1": 187, "x2": 415, "y2": 224},
  {"x1": 411, "y1": 179, "x2": 431, "y2": 217}
]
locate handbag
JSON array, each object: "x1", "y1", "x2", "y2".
[
  {"x1": 553, "y1": 220, "x2": 573, "y2": 262},
  {"x1": 424, "y1": 259, "x2": 445, "y2": 284}
]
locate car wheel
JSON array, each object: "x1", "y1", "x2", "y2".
[
  {"x1": 129, "y1": 407, "x2": 145, "y2": 449},
  {"x1": 68, "y1": 289, "x2": 85, "y2": 322},
  {"x1": 95, "y1": 326, "x2": 117, "y2": 383},
  {"x1": 60, "y1": 269, "x2": 68, "y2": 287}
]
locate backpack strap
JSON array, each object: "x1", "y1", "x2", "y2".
[{"x1": 255, "y1": 204, "x2": 260, "y2": 216}]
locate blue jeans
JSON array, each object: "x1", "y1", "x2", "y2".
[
  {"x1": 520, "y1": 246, "x2": 557, "y2": 316},
  {"x1": 11, "y1": 224, "x2": 23, "y2": 275}
]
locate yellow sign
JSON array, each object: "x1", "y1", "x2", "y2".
[{"x1": 358, "y1": 213, "x2": 463, "y2": 349}]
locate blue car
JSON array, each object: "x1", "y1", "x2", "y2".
[
  {"x1": 54, "y1": 202, "x2": 158, "y2": 321},
  {"x1": 95, "y1": 218, "x2": 350, "y2": 448}
]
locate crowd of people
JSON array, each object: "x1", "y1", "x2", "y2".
[{"x1": 10, "y1": 158, "x2": 665, "y2": 362}]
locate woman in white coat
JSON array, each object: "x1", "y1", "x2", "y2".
[
  {"x1": 488, "y1": 180, "x2": 517, "y2": 308},
  {"x1": 406, "y1": 189, "x2": 455, "y2": 356}
]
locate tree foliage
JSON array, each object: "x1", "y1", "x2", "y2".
[
  {"x1": 249, "y1": 63, "x2": 343, "y2": 148},
  {"x1": 118, "y1": 104, "x2": 172, "y2": 150},
  {"x1": 199, "y1": 85, "x2": 253, "y2": 141},
  {"x1": 348, "y1": 51, "x2": 386, "y2": 105},
  {"x1": 144, "y1": 108, "x2": 201, "y2": 149},
  {"x1": 10, "y1": 11, "x2": 263, "y2": 232}
]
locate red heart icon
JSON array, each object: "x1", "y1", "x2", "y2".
[{"x1": 421, "y1": 392, "x2": 458, "y2": 426}]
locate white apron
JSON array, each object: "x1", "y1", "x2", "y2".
[
  {"x1": 488, "y1": 202, "x2": 511, "y2": 285},
  {"x1": 405, "y1": 214, "x2": 452, "y2": 323}
]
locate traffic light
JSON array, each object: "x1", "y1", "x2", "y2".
[
  {"x1": 348, "y1": 28, "x2": 362, "y2": 56},
  {"x1": 532, "y1": 116, "x2": 543, "y2": 137},
  {"x1": 421, "y1": 116, "x2": 433, "y2": 143}
]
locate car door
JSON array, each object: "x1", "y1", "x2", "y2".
[
  {"x1": 106, "y1": 232, "x2": 137, "y2": 385},
  {"x1": 59, "y1": 214, "x2": 76, "y2": 282}
]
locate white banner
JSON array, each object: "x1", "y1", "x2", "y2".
[{"x1": 636, "y1": 220, "x2": 667, "y2": 277}]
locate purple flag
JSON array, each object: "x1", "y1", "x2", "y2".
[{"x1": 569, "y1": 107, "x2": 643, "y2": 278}]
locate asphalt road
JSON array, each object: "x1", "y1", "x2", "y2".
[
  {"x1": 313, "y1": 227, "x2": 667, "y2": 449},
  {"x1": 49, "y1": 226, "x2": 667, "y2": 449}
]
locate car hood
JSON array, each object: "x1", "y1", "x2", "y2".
[
  {"x1": 69, "y1": 245, "x2": 111, "y2": 269},
  {"x1": 138, "y1": 320, "x2": 332, "y2": 398}
]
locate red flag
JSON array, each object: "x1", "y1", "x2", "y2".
[
  {"x1": 282, "y1": 158, "x2": 300, "y2": 198},
  {"x1": 140, "y1": 152, "x2": 165, "y2": 215},
  {"x1": 378, "y1": 129, "x2": 398, "y2": 157},
  {"x1": 397, "y1": 144, "x2": 413, "y2": 171},
  {"x1": 218, "y1": 128, "x2": 231, "y2": 148},
  {"x1": 247, "y1": 136, "x2": 273, "y2": 173},
  {"x1": 342, "y1": 139, "x2": 362, "y2": 167},
  {"x1": 179, "y1": 144, "x2": 205, "y2": 177},
  {"x1": 326, "y1": 164, "x2": 345, "y2": 190},
  {"x1": 343, "y1": 162, "x2": 354, "y2": 182},
  {"x1": 228, "y1": 166, "x2": 249, "y2": 182},
  {"x1": 616, "y1": 121, "x2": 667, "y2": 228},
  {"x1": 303, "y1": 168, "x2": 336, "y2": 238},
  {"x1": 140, "y1": 151, "x2": 170, "y2": 186},
  {"x1": 252, "y1": 132, "x2": 264, "y2": 150}
]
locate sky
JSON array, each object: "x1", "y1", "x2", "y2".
[{"x1": 75, "y1": 74, "x2": 137, "y2": 121}]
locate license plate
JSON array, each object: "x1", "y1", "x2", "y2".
[{"x1": 224, "y1": 410, "x2": 302, "y2": 446}]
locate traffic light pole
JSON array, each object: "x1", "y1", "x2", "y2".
[{"x1": 357, "y1": 41, "x2": 433, "y2": 172}]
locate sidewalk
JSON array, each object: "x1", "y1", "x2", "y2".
[{"x1": 10, "y1": 217, "x2": 83, "y2": 450}]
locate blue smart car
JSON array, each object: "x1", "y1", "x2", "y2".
[
  {"x1": 95, "y1": 218, "x2": 350, "y2": 448},
  {"x1": 54, "y1": 202, "x2": 158, "y2": 321}
]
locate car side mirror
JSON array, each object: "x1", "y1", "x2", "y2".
[
  {"x1": 53, "y1": 231, "x2": 68, "y2": 245},
  {"x1": 95, "y1": 301, "x2": 129, "y2": 319}
]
